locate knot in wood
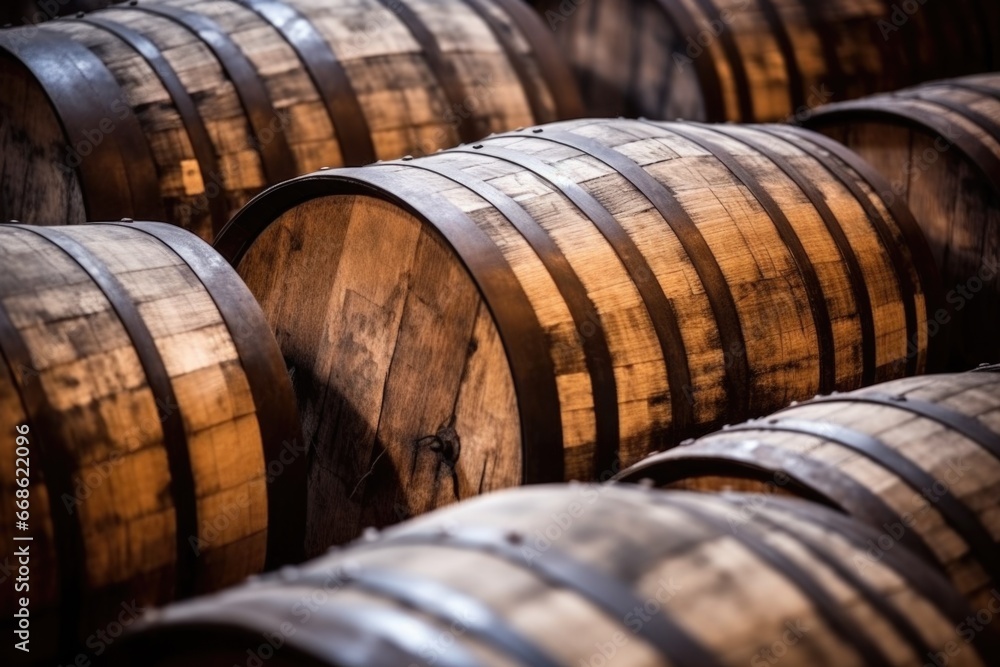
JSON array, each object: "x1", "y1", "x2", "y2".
[{"x1": 418, "y1": 425, "x2": 461, "y2": 466}]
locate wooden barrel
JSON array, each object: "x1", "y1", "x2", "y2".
[
  {"x1": 542, "y1": 0, "x2": 1000, "y2": 123},
  {"x1": 0, "y1": 221, "x2": 304, "y2": 661},
  {"x1": 0, "y1": 1, "x2": 120, "y2": 27},
  {"x1": 616, "y1": 371, "x2": 1000, "y2": 611},
  {"x1": 802, "y1": 74, "x2": 1000, "y2": 370},
  {"x1": 107, "y1": 485, "x2": 1000, "y2": 667},
  {"x1": 216, "y1": 118, "x2": 940, "y2": 550},
  {"x1": 0, "y1": 0, "x2": 582, "y2": 241}
]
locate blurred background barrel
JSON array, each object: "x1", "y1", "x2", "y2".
[
  {"x1": 217, "y1": 118, "x2": 938, "y2": 550},
  {"x1": 107, "y1": 485, "x2": 1000, "y2": 667},
  {"x1": 616, "y1": 371, "x2": 1000, "y2": 611},
  {"x1": 0, "y1": 0, "x2": 582, "y2": 240},
  {"x1": 803, "y1": 74, "x2": 1000, "y2": 370},
  {"x1": 541, "y1": 0, "x2": 1000, "y2": 122},
  {"x1": 0, "y1": 222, "x2": 303, "y2": 661},
  {"x1": 0, "y1": 1, "x2": 119, "y2": 27}
]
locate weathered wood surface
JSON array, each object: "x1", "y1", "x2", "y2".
[
  {"x1": 217, "y1": 118, "x2": 939, "y2": 550},
  {"x1": 542, "y1": 0, "x2": 1000, "y2": 122},
  {"x1": 804, "y1": 74, "x2": 1000, "y2": 370},
  {"x1": 0, "y1": 0, "x2": 582, "y2": 240},
  {"x1": 108, "y1": 485, "x2": 1000, "y2": 667},
  {"x1": 0, "y1": 221, "x2": 303, "y2": 662},
  {"x1": 617, "y1": 371, "x2": 1000, "y2": 612}
]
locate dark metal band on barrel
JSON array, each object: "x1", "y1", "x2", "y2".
[
  {"x1": 126, "y1": 4, "x2": 298, "y2": 185},
  {"x1": 2, "y1": 27, "x2": 163, "y2": 221},
  {"x1": 664, "y1": 494, "x2": 896, "y2": 667},
  {"x1": 359, "y1": 528, "x2": 724, "y2": 667},
  {"x1": 332, "y1": 168, "x2": 565, "y2": 482},
  {"x1": 371, "y1": 0, "x2": 485, "y2": 145},
  {"x1": 453, "y1": 141, "x2": 695, "y2": 441},
  {"x1": 111, "y1": 221, "x2": 307, "y2": 567},
  {"x1": 664, "y1": 122, "x2": 836, "y2": 394},
  {"x1": 746, "y1": 125, "x2": 877, "y2": 385},
  {"x1": 233, "y1": 0, "x2": 377, "y2": 166},
  {"x1": 392, "y1": 157, "x2": 620, "y2": 477},
  {"x1": 17, "y1": 225, "x2": 199, "y2": 601},
  {"x1": 524, "y1": 127, "x2": 748, "y2": 427},
  {"x1": 772, "y1": 126, "x2": 929, "y2": 374},
  {"x1": 728, "y1": 416, "x2": 1000, "y2": 586},
  {"x1": 75, "y1": 16, "x2": 230, "y2": 234}
]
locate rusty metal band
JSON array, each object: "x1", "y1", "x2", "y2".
[
  {"x1": 800, "y1": 1, "x2": 844, "y2": 108},
  {"x1": 774, "y1": 125, "x2": 933, "y2": 374},
  {"x1": 790, "y1": 390, "x2": 1000, "y2": 463},
  {"x1": 453, "y1": 140, "x2": 696, "y2": 439},
  {"x1": 359, "y1": 528, "x2": 725, "y2": 667},
  {"x1": 75, "y1": 16, "x2": 230, "y2": 235},
  {"x1": 128, "y1": 4, "x2": 298, "y2": 185},
  {"x1": 755, "y1": 0, "x2": 804, "y2": 113},
  {"x1": 900, "y1": 90, "x2": 1000, "y2": 155},
  {"x1": 0, "y1": 228, "x2": 84, "y2": 654},
  {"x1": 652, "y1": 0, "x2": 726, "y2": 121},
  {"x1": 220, "y1": 168, "x2": 564, "y2": 481},
  {"x1": 527, "y1": 127, "x2": 749, "y2": 425},
  {"x1": 109, "y1": 221, "x2": 307, "y2": 568},
  {"x1": 372, "y1": 0, "x2": 485, "y2": 144},
  {"x1": 730, "y1": 500, "x2": 939, "y2": 663},
  {"x1": 16, "y1": 225, "x2": 200, "y2": 600},
  {"x1": 691, "y1": 0, "x2": 753, "y2": 121},
  {"x1": 396, "y1": 157, "x2": 619, "y2": 475},
  {"x1": 729, "y1": 416, "x2": 1000, "y2": 586},
  {"x1": 666, "y1": 122, "x2": 836, "y2": 393},
  {"x1": 664, "y1": 493, "x2": 895, "y2": 667},
  {"x1": 489, "y1": 0, "x2": 584, "y2": 120},
  {"x1": 232, "y1": 0, "x2": 376, "y2": 166},
  {"x1": 296, "y1": 567, "x2": 561, "y2": 667},
  {"x1": 743, "y1": 125, "x2": 877, "y2": 386},
  {"x1": 766, "y1": 497, "x2": 1000, "y2": 665},
  {"x1": 463, "y1": 0, "x2": 548, "y2": 124},
  {"x1": 612, "y1": 437, "x2": 940, "y2": 566},
  {"x1": 0, "y1": 27, "x2": 163, "y2": 221}
]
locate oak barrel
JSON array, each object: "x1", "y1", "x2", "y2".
[
  {"x1": 0, "y1": 0, "x2": 582, "y2": 241},
  {"x1": 0, "y1": 221, "x2": 304, "y2": 661},
  {"x1": 543, "y1": 0, "x2": 1000, "y2": 122},
  {"x1": 217, "y1": 118, "x2": 940, "y2": 550},
  {"x1": 616, "y1": 371, "x2": 1000, "y2": 611},
  {"x1": 108, "y1": 485, "x2": 1000, "y2": 667},
  {"x1": 803, "y1": 74, "x2": 1000, "y2": 369}
]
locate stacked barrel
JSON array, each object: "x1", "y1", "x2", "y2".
[{"x1": 1, "y1": 0, "x2": 1000, "y2": 665}]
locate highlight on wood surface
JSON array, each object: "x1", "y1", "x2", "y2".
[
  {"x1": 542, "y1": 0, "x2": 1000, "y2": 123},
  {"x1": 106, "y1": 484, "x2": 1000, "y2": 667},
  {"x1": 616, "y1": 369, "x2": 1000, "y2": 612},
  {"x1": 0, "y1": 0, "x2": 582, "y2": 240},
  {"x1": 216, "y1": 117, "x2": 940, "y2": 551},
  {"x1": 0, "y1": 221, "x2": 304, "y2": 662},
  {"x1": 803, "y1": 74, "x2": 1000, "y2": 370}
]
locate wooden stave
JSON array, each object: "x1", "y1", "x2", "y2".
[
  {"x1": 616, "y1": 371, "x2": 1000, "y2": 610},
  {"x1": 802, "y1": 76, "x2": 1000, "y2": 370},
  {"x1": 0, "y1": 0, "x2": 582, "y2": 239},
  {"x1": 0, "y1": 221, "x2": 303, "y2": 659},
  {"x1": 219, "y1": 118, "x2": 934, "y2": 547},
  {"x1": 106, "y1": 486, "x2": 999, "y2": 667},
  {"x1": 548, "y1": 0, "x2": 999, "y2": 123}
]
